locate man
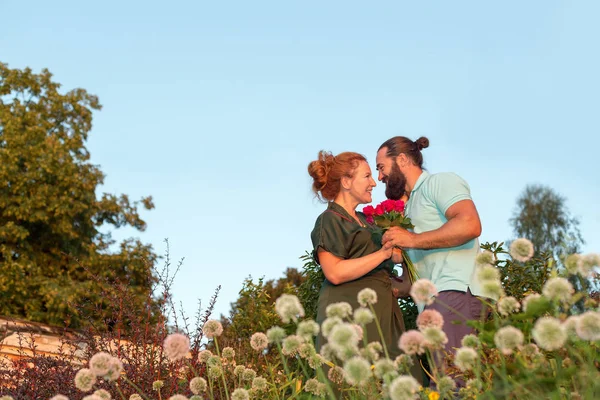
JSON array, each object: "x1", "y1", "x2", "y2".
[{"x1": 376, "y1": 135, "x2": 486, "y2": 375}]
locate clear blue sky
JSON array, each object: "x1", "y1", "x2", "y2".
[{"x1": 2, "y1": 1, "x2": 599, "y2": 322}]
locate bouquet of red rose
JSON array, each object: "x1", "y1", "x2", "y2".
[{"x1": 363, "y1": 199, "x2": 419, "y2": 284}]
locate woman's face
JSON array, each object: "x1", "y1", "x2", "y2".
[{"x1": 347, "y1": 160, "x2": 377, "y2": 204}]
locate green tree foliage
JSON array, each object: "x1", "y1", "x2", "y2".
[
  {"x1": 509, "y1": 184, "x2": 584, "y2": 258},
  {"x1": 0, "y1": 62, "x2": 159, "y2": 329}
]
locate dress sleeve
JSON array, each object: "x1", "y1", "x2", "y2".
[
  {"x1": 310, "y1": 212, "x2": 349, "y2": 264},
  {"x1": 427, "y1": 172, "x2": 473, "y2": 215}
]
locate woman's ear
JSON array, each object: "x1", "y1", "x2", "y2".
[{"x1": 340, "y1": 175, "x2": 352, "y2": 191}]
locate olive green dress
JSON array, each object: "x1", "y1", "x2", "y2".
[{"x1": 310, "y1": 202, "x2": 407, "y2": 360}]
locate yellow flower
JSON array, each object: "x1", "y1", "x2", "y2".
[{"x1": 429, "y1": 391, "x2": 440, "y2": 400}]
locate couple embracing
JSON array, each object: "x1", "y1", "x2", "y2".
[{"x1": 308, "y1": 136, "x2": 486, "y2": 385}]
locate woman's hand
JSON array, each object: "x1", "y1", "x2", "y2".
[{"x1": 380, "y1": 239, "x2": 394, "y2": 259}]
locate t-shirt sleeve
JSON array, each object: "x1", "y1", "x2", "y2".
[
  {"x1": 427, "y1": 173, "x2": 473, "y2": 215},
  {"x1": 310, "y1": 212, "x2": 348, "y2": 264}
]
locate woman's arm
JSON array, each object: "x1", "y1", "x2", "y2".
[{"x1": 318, "y1": 242, "x2": 393, "y2": 285}]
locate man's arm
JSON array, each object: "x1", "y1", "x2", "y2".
[{"x1": 382, "y1": 199, "x2": 482, "y2": 250}]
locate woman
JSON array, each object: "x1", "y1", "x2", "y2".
[{"x1": 307, "y1": 150, "x2": 413, "y2": 363}]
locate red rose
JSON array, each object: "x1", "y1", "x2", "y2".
[
  {"x1": 394, "y1": 200, "x2": 405, "y2": 213},
  {"x1": 362, "y1": 205, "x2": 375, "y2": 216},
  {"x1": 374, "y1": 204, "x2": 385, "y2": 216},
  {"x1": 366, "y1": 215, "x2": 374, "y2": 224},
  {"x1": 382, "y1": 199, "x2": 396, "y2": 212}
]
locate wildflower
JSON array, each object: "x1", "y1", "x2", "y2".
[
  {"x1": 89, "y1": 352, "x2": 112, "y2": 376},
  {"x1": 328, "y1": 323, "x2": 360, "y2": 359},
  {"x1": 198, "y1": 349, "x2": 212, "y2": 363},
  {"x1": 297, "y1": 319, "x2": 320, "y2": 340},
  {"x1": 327, "y1": 365, "x2": 345, "y2": 385},
  {"x1": 242, "y1": 368, "x2": 257, "y2": 382},
  {"x1": 274, "y1": 294, "x2": 305, "y2": 323},
  {"x1": 410, "y1": 279, "x2": 438, "y2": 306},
  {"x1": 202, "y1": 319, "x2": 224, "y2": 339},
  {"x1": 207, "y1": 366, "x2": 223, "y2": 380},
  {"x1": 437, "y1": 376, "x2": 456, "y2": 395},
  {"x1": 153, "y1": 380, "x2": 164, "y2": 390},
  {"x1": 497, "y1": 296, "x2": 520, "y2": 316},
  {"x1": 388, "y1": 375, "x2": 421, "y2": 400},
  {"x1": 520, "y1": 343, "x2": 540, "y2": 358},
  {"x1": 321, "y1": 316, "x2": 342, "y2": 337},
  {"x1": 232, "y1": 388, "x2": 250, "y2": 400},
  {"x1": 481, "y1": 280, "x2": 504, "y2": 300},
  {"x1": 282, "y1": 334, "x2": 304, "y2": 356},
  {"x1": 477, "y1": 264, "x2": 501, "y2": 282},
  {"x1": 82, "y1": 396, "x2": 103, "y2": 400},
  {"x1": 398, "y1": 330, "x2": 425, "y2": 355},
  {"x1": 308, "y1": 353, "x2": 324, "y2": 369},
  {"x1": 542, "y1": 277, "x2": 574, "y2": 303},
  {"x1": 494, "y1": 326, "x2": 524, "y2": 355},
  {"x1": 365, "y1": 341, "x2": 383, "y2": 361},
  {"x1": 353, "y1": 307, "x2": 374, "y2": 326},
  {"x1": 233, "y1": 365, "x2": 246, "y2": 377},
  {"x1": 266, "y1": 326, "x2": 286, "y2": 344},
  {"x1": 394, "y1": 354, "x2": 414, "y2": 374},
  {"x1": 222, "y1": 347, "x2": 235, "y2": 360},
  {"x1": 476, "y1": 250, "x2": 495, "y2": 266},
  {"x1": 429, "y1": 392, "x2": 440, "y2": 400},
  {"x1": 104, "y1": 357, "x2": 123, "y2": 381},
  {"x1": 94, "y1": 389, "x2": 111, "y2": 399},
  {"x1": 190, "y1": 377, "x2": 207, "y2": 394},
  {"x1": 374, "y1": 358, "x2": 396, "y2": 379},
  {"x1": 74, "y1": 368, "x2": 96, "y2": 392},
  {"x1": 575, "y1": 311, "x2": 600, "y2": 341},
  {"x1": 319, "y1": 343, "x2": 336, "y2": 361},
  {"x1": 163, "y1": 333, "x2": 190, "y2": 361},
  {"x1": 326, "y1": 302, "x2": 353, "y2": 318},
  {"x1": 130, "y1": 395, "x2": 143, "y2": 400},
  {"x1": 168, "y1": 396, "x2": 188, "y2": 400},
  {"x1": 461, "y1": 334, "x2": 480, "y2": 348},
  {"x1": 352, "y1": 324, "x2": 364, "y2": 341},
  {"x1": 189, "y1": 397, "x2": 202, "y2": 400},
  {"x1": 422, "y1": 327, "x2": 448, "y2": 350},
  {"x1": 343, "y1": 356, "x2": 372, "y2": 386},
  {"x1": 252, "y1": 376, "x2": 268, "y2": 391},
  {"x1": 532, "y1": 317, "x2": 567, "y2": 351},
  {"x1": 509, "y1": 238, "x2": 534, "y2": 262},
  {"x1": 206, "y1": 356, "x2": 221, "y2": 369},
  {"x1": 305, "y1": 378, "x2": 327, "y2": 396},
  {"x1": 580, "y1": 254, "x2": 600, "y2": 277},
  {"x1": 51, "y1": 396, "x2": 69, "y2": 400},
  {"x1": 357, "y1": 288, "x2": 378, "y2": 307},
  {"x1": 250, "y1": 332, "x2": 268, "y2": 351},
  {"x1": 522, "y1": 293, "x2": 543, "y2": 313},
  {"x1": 564, "y1": 254, "x2": 582, "y2": 275},
  {"x1": 416, "y1": 309, "x2": 444, "y2": 330},
  {"x1": 299, "y1": 342, "x2": 316, "y2": 359},
  {"x1": 454, "y1": 347, "x2": 478, "y2": 371}
]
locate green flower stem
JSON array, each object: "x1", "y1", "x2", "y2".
[
  {"x1": 316, "y1": 365, "x2": 338, "y2": 400},
  {"x1": 368, "y1": 304, "x2": 390, "y2": 360},
  {"x1": 213, "y1": 337, "x2": 230, "y2": 400},
  {"x1": 185, "y1": 358, "x2": 200, "y2": 377},
  {"x1": 276, "y1": 342, "x2": 292, "y2": 379},
  {"x1": 208, "y1": 373, "x2": 215, "y2": 400},
  {"x1": 114, "y1": 382, "x2": 127, "y2": 400},
  {"x1": 122, "y1": 376, "x2": 152, "y2": 400}
]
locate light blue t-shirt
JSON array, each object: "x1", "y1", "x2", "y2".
[{"x1": 404, "y1": 171, "x2": 483, "y2": 309}]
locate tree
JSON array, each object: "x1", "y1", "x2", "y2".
[
  {"x1": 0, "y1": 62, "x2": 159, "y2": 330},
  {"x1": 509, "y1": 184, "x2": 584, "y2": 259}
]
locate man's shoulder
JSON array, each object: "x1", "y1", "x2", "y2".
[{"x1": 424, "y1": 171, "x2": 468, "y2": 187}]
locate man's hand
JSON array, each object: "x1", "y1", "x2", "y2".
[{"x1": 382, "y1": 227, "x2": 417, "y2": 249}]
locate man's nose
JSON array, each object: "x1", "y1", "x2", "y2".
[{"x1": 377, "y1": 171, "x2": 384, "y2": 181}]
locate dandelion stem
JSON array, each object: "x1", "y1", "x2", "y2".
[
  {"x1": 122, "y1": 376, "x2": 152, "y2": 400},
  {"x1": 213, "y1": 337, "x2": 230, "y2": 400},
  {"x1": 368, "y1": 304, "x2": 390, "y2": 360}
]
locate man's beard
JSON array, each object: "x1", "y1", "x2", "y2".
[{"x1": 384, "y1": 162, "x2": 406, "y2": 200}]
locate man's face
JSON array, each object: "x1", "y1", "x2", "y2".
[{"x1": 376, "y1": 147, "x2": 407, "y2": 200}]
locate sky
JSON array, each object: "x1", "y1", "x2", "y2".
[{"x1": 2, "y1": 1, "x2": 599, "y2": 324}]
